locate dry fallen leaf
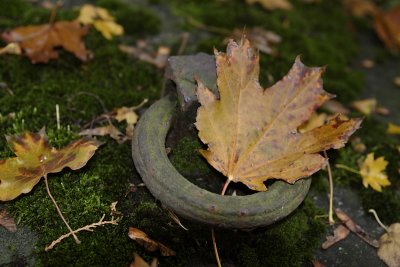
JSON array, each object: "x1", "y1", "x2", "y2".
[
  {"x1": 387, "y1": 123, "x2": 400, "y2": 134},
  {"x1": 374, "y1": 5, "x2": 400, "y2": 51},
  {"x1": 195, "y1": 38, "x2": 361, "y2": 191},
  {"x1": 119, "y1": 43, "x2": 170, "y2": 69},
  {"x1": 378, "y1": 223, "x2": 400, "y2": 267},
  {"x1": 130, "y1": 253, "x2": 158, "y2": 267},
  {"x1": 360, "y1": 153, "x2": 390, "y2": 192},
  {"x1": 229, "y1": 27, "x2": 281, "y2": 55},
  {"x1": 350, "y1": 137, "x2": 367, "y2": 153},
  {"x1": 245, "y1": 0, "x2": 292, "y2": 10},
  {"x1": 128, "y1": 227, "x2": 176, "y2": 256},
  {"x1": 79, "y1": 125, "x2": 128, "y2": 144},
  {"x1": 361, "y1": 59, "x2": 375, "y2": 68},
  {"x1": 311, "y1": 260, "x2": 326, "y2": 267},
  {"x1": 0, "y1": 209, "x2": 17, "y2": 232},
  {"x1": 0, "y1": 128, "x2": 102, "y2": 201},
  {"x1": 2, "y1": 21, "x2": 89, "y2": 63},
  {"x1": 322, "y1": 224, "x2": 350, "y2": 249},
  {"x1": 336, "y1": 209, "x2": 379, "y2": 247},
  {"x1": 0, "y1": 43, "x2": 21, "y2": 56},
  {"x1": 351, "y1": 98, "x2": 377, "y2": 115},
  {"x1": 77, "y1": 4, "x2": 124, "y2": 40}
]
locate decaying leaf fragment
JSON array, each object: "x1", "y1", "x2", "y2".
[
  {"x1": 128, "y1": 227, "x2": 176, "y2": 256},
  {"x1": 0, "y1": 128, "x2": 102, "y2": 201},
  {"x1": 322, "y1": 224, "x2": 350, "y2": 249},
  {"x1": 77, "y1": 4, "x2": 124, "y2": 40},
  {"x1": 79, "y1": 125, "x2": 128, "y2": 144},
  {"x1": 0, "y1": 209, "x2": 17, "y2": 232},
  {"x1": 351, "y1": 98, "x2": 377, "y2": 115},
  {"x1": 195, "y1": 38, "x2": 361, "y2": 191},
  {"x1": 245, "y1": 0, "x2": 292, "y2": 10},
  {"x1": 119, "y1": 42, "x2": 170, "y2": 69},
  {"x1": 2, "y1": 21, "x2": 89, "y2": 63},
  {"x1": 360, "y1": 153, "x2": 390, "y2": 192},
  {"x1": 378, "y1": 223, "x2": 400, "y2": 267}
]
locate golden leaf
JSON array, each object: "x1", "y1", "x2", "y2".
[
  {"x1": 378, "y1": 223, "x2": 400, "y2": 267},
  {"x1": 351, "y1": 98, "x2": 377, "y2": 115},
  {"x1": 77, "y1": 4, "x2": 123, "y2": 40},
  {"x1": 387, "y1": 123, "x2": 400, "y2": 134},
  {"x1": 0, "y1": 128, "x2": 102, "y2": 201},
  {"x1": 360, "y1": 153, "x2": 390, "y2": 192},
  {"x1": 195, "y1": 38, "x2": 361, "y2": 191},
  {"x1": 128, "y1": 227, "x2": 176, "y2": 256},
  {"x1": 245, "y1": 0, "x2": 292, "y2": 10}
]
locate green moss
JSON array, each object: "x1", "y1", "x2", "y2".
[
  {"x1": 169, "y1": 0, "x2": 363, "y2": 103},
  {"x1": 169, "y1": 136, "x2": 210, "y2": 176}
]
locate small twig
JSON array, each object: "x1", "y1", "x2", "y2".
[
  {"x1": 56, "y1": 104, "x2": 60, "y2": 130},
  {"x1": 186, "y1": 16, "x2": 231, "y2": 35},
  {"x1": 369, "y1": 209, "x2": 388, "y2": 232},
  {"x1": 335, "y1": 164, "x2": 360, "y2": 174},
  {"x1": 44, "y1": 174, "x2": 80, "y2": 245},
  {"x1": 45, "y1": 214, "x2": 119, "y2": 251},
  {"x1": 211, "y1": 228, "x2": 222, "y2": 267},
  {"x1": 324, "y1": 151, "x2": 335, "y2": 225}
]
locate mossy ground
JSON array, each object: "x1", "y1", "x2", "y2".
[{"x1": 0, "y1": 0, "x2": 399, "y2": 266}]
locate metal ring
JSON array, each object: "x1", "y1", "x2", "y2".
[{"x1": 132, "y1": 96, "x2": 311, "y2": 228}]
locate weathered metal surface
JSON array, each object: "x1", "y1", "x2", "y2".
[{"x1": 132, "y1": 96, "x2": 311, "y2": 228}]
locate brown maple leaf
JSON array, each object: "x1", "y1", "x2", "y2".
[
  {"x1": 0, "y1": 128, "x2": 102, "y2": 201},
  {"x1": 195, "y1": 38, "x2": 361, "y2": 191},
  {"x1": 2, "y1": 20, "x2": 89, "y2": 63},
  {"x1": 128, "y1": 227, "x2": 176, "y2": 256}
]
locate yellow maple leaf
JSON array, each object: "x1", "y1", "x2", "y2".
[
  {"x1": 77, "y1": 4, "x2": 123, "y2": 40},
  {"x1": 0, "y1": 128, "x2": 102, "y2": 201},
  {"x1": 195, "y1": 38, "x2": 361, "y2": 191},
  {"x1": 360, "y1": 153, "x2": 390, "y2": 192},
  {"x1": 387, "y1": 123, "x2": 400, "y2": 134}
]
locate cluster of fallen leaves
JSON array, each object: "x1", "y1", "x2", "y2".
[
  {"x1": 0, "y1": 4, "x2": 123, "y2": 63},
  {"x1": 344, "y1": 0, "x2": 400, "y2": 52},
  {"x1": 322, "y1": 209, "x2": 400, "y2": 267}
]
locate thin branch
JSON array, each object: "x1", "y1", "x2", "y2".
[
  {"x1": 44, "y1": 174, "x2": 80, "y2": 244},
  {"x1": 324, "y1": 151, "x2": 335, "y2": 225},
  {"x1": 45, "y1": 214, "x2": 119, "y2": 251}
]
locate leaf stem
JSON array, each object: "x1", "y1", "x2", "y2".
[
  {"x1": 44, "y1": 174, "x2": 81, "y2": 244},
  {"x1": 324, "y1": 151, "x2": 335, "y2": 225},
  {"x1": 211, "y1": 228, "x2": 222, "y2": 267},
  {"x1": 368, "y1": 209, "x2": 388, "y2": 232},
  {"x1": 221, "y1": 179, "x2": 231, "y2": 196},
  {"x1": 335, "y1": 164, "x2": 360, "y2": 174}
]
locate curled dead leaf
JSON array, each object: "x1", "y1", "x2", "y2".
[
  {"x1": 79, "y1": 125, "x2": 128, "y2": 144},
  {"x1": 119, "y1": 43, "x2": 170, "y2": 69},
  {"x1": 128, "y1": 227, "x2": 176, "y2": 256}
]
